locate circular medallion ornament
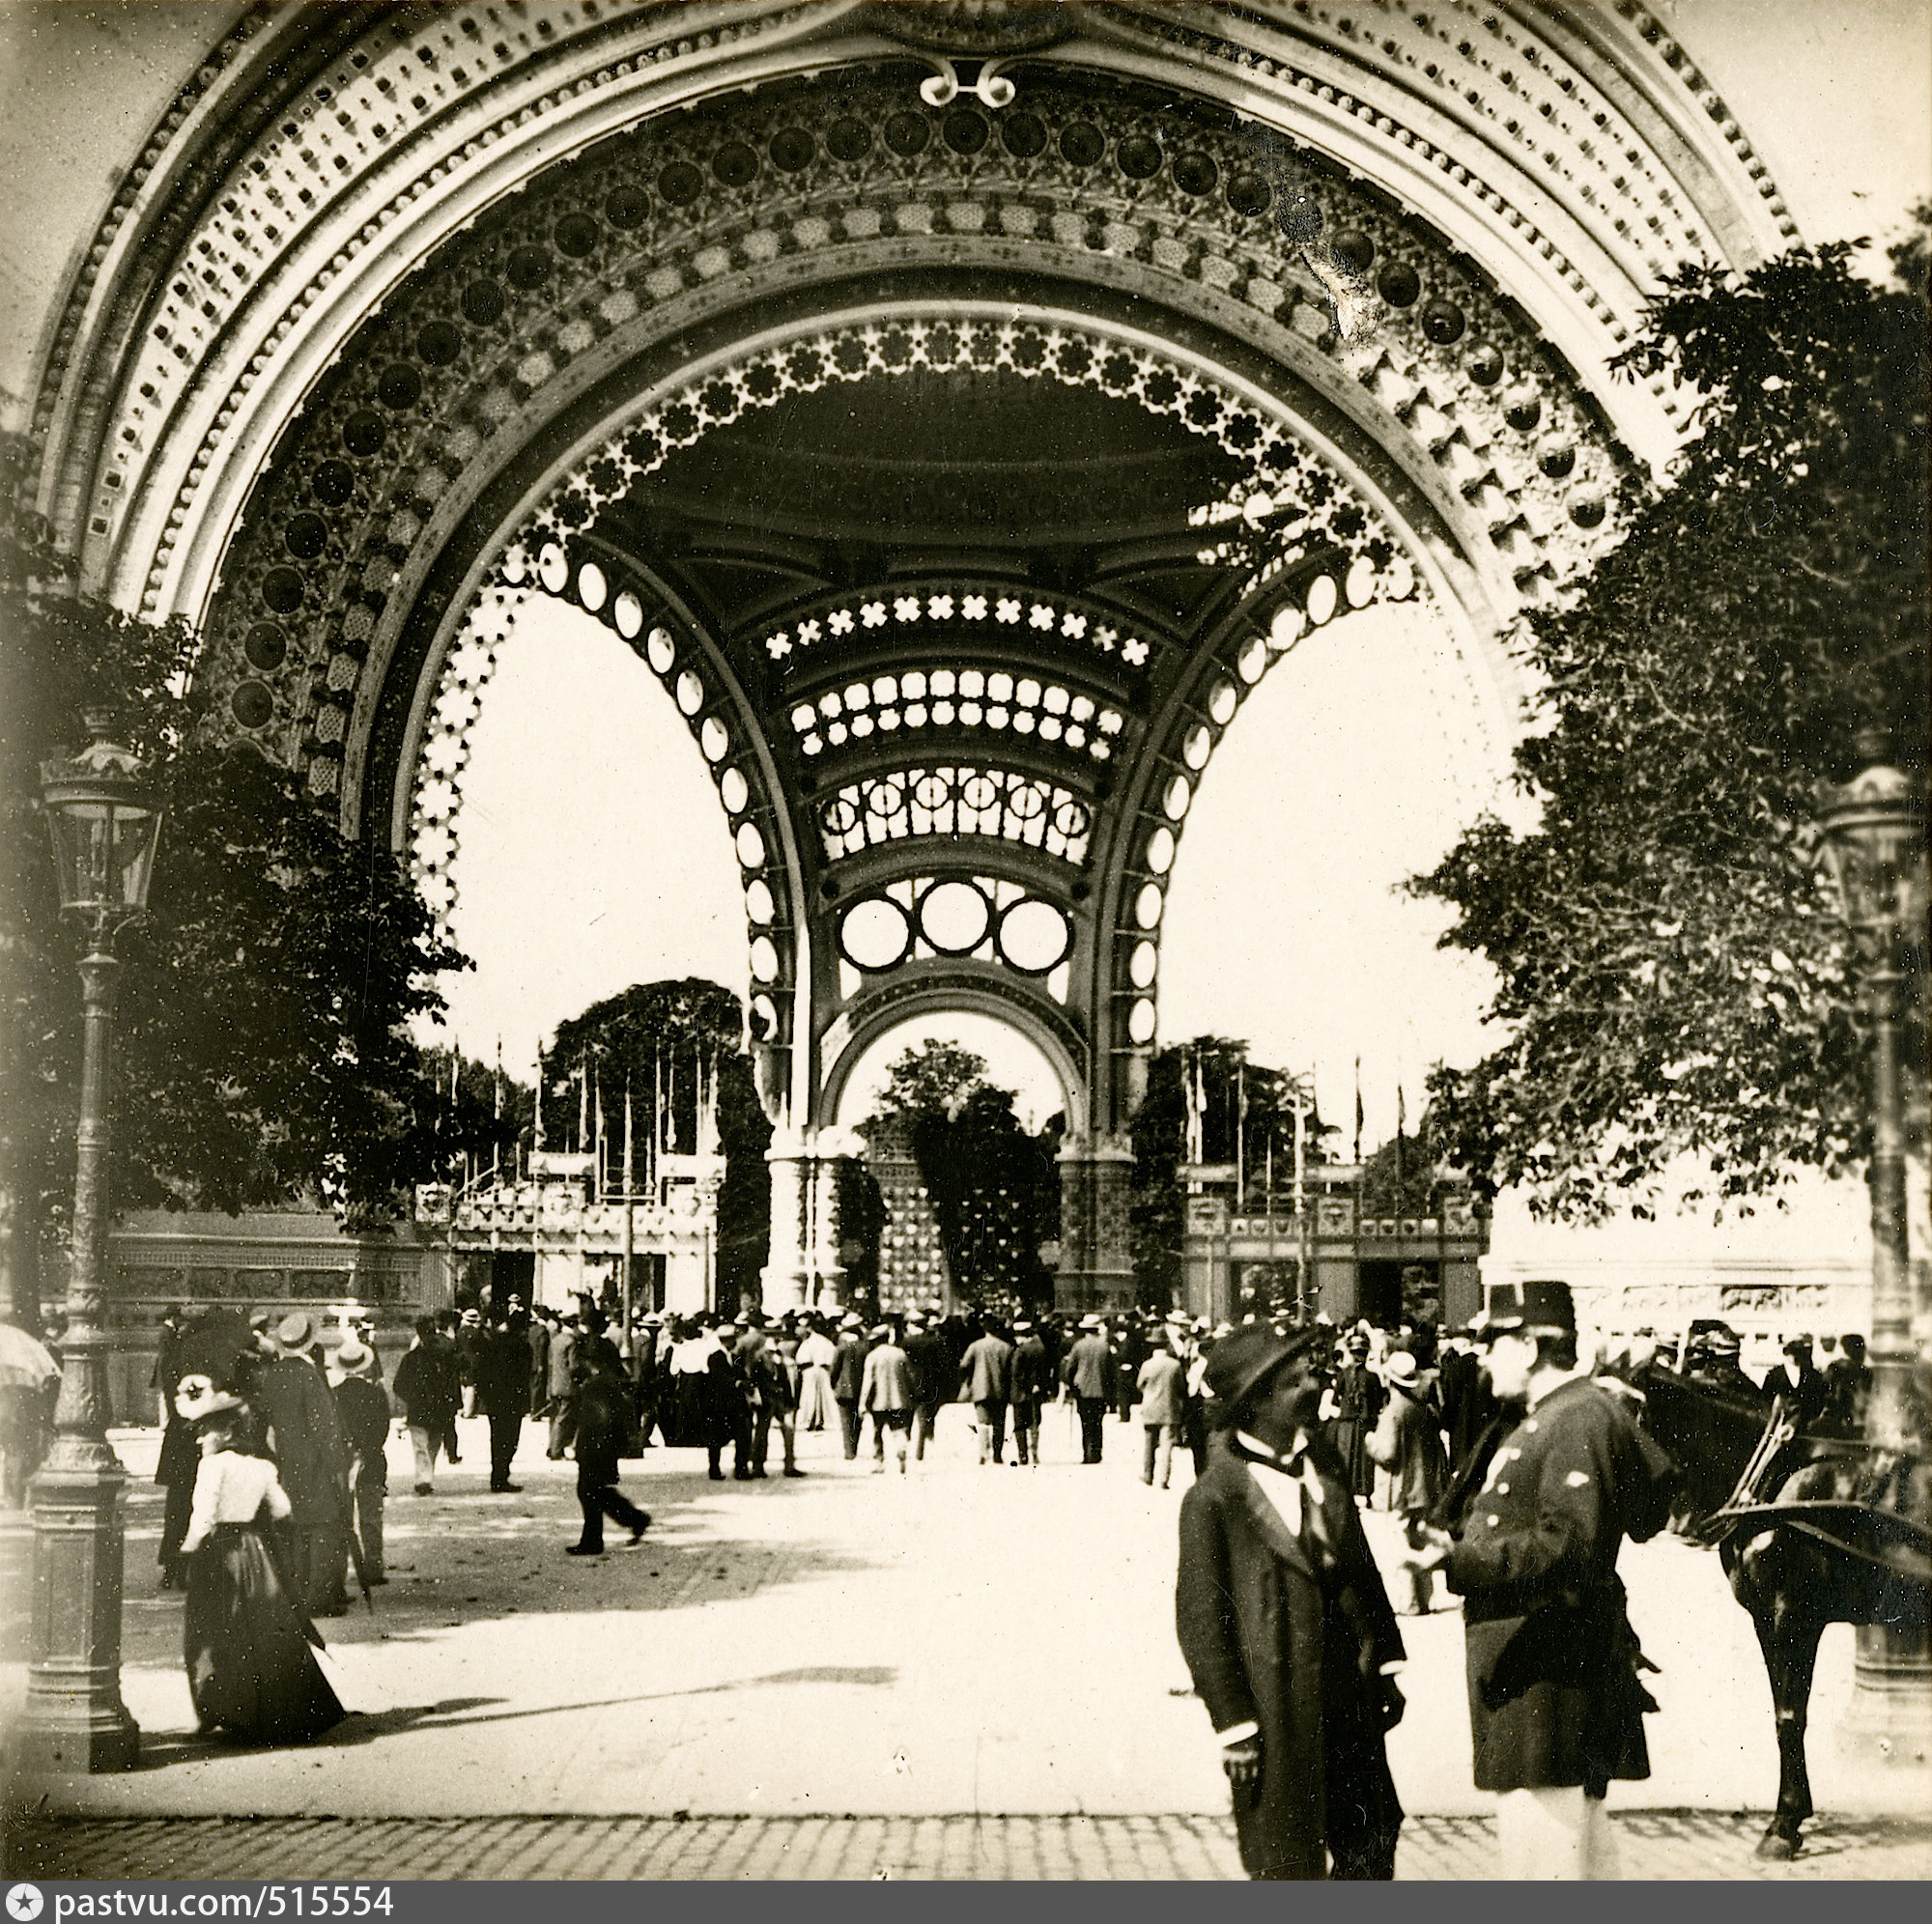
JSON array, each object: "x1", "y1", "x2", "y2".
[
  {"x1": 460, "y1": 280, "x2": 504, "y2": 325},
  {"x1": 1059, "y1": 122, "x2": 1104, "y2": 166},
  {"x1": 826, "y1": 117, "x2": 872, "y2": 161},
  {"x1": 243, "y1": 623, "x2": 287, "y2": 670},
  {"x1": 998, "y1": 898, "x2": 1071, "y2": 973},
  {"x1": 840, "y1": 896, "x2": 912, "y2": 971},
  {"x1": 229, "y1": 680, "x2": 274, "y2": 729},
  {"x1": 920, "y1": 879, "x2": 991, "y2": 953},
  {"x1": 884, "y1": 111, "x2": 931, "y2": 156}
]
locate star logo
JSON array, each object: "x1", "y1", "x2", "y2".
[{"x1": 8, "y1": 1886, "x2": 45, "y2": 1921}]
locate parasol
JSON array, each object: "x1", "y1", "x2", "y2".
[{"x1": 0, "y1": 1321, "x2": 61, "y2": 1391}]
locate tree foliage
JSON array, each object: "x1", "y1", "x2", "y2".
[
  {"x1": 1414, "y1": 233, "x2": 1929, "y2": 1219},
  {"x1": 546, "y1": 978, "x2": 772, "y2": 1307},
  {"x1": 860, "y1": 1039, "x2": 1060, "y2": 1308},
  {"x1": 2, "y1": 429, "x2": 465, "y2": 1317}
]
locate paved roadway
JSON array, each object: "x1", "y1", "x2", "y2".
[{"x1": 3, "y1": 1401, "x2": 1927, "y2": 1878}]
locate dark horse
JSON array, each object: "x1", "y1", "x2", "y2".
[{"x1": 1631, "y1": 1367, "x2": 1930, "y2": 1858}]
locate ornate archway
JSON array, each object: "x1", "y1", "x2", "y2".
[{"x1": 24, "y1": 2, "x2": 1797, "y2": 1307}]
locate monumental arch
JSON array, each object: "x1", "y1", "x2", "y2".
[{"x1": 22, "y1": 0, "x2": 1800, "y2": 1310}]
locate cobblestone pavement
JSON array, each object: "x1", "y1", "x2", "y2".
[{"x1": 9, "y1": 1811, "x2": 1930, "y2": 1881}]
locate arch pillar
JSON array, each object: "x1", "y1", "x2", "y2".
[
  {"x1": 1056, "y1": 1131, "x2": 1139, "y2": 1313},
  {"x1": 761, "y1": 1124, "x2": 863, "y2": 1316}
]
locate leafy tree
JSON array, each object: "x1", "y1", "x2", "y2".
[
  {"x1": 547, "y1": 978, "x2": 772, "y2": 1308},
  {"x1": 860, "y1": 1039, "x2": 1060, "y2": 1309},
  {"x1": 2, "y1": 427, "x2": 466, "y2": 1324},
  {"x1": 1356, "y1": 1109, "x2": 1452, "y2": 1221},
  {"x1": 416, "y1": 1047, "x2": 534, "y2": 1183},
  {"x1": 1128, "y1": 1036, "x2": 1335, "y2": 1310},
  {"x1": 1414, "y1": 230, "x2": 1928, "y2": 1219}
]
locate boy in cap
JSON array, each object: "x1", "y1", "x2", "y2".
[
  {"x1": 1411, "y1": 1280, "x2": 1675, "y2": 1879},
  {"x1": 1177, "y1": 1323, "x2": 1406, "y2": 1879}
]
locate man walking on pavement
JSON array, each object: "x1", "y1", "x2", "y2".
[
  {"x1": 1009, "y1": 1318, "x2": 1049, "y2": 1468},
  {"x1": 831, "y1": 1313, "x2": 867, "y2": 1460},
  {"x1": 330, "y1": 1338, "x2": 390, "y2": 1588},
  {"x1": 543, "y1": 1310, "x2": 580, "y2": 1458},
  {"x1": 566, "y1": 1346, "x2": 652, "y2": 1555},
  {"x1": 903, "y1": 1313, "x2": 950, "y2": 1464},
  {"x1": 391, "y1": 1315, "x2": 462, "y2": 1494},
  {"x1": 473, "y1": 1309, "x2": 532, "y2": 1491},
  {"x1": 1063, "y1": 1315, "x2": 1119, "y2": 1464},
  {"x1": 1136, "y1": 1334, "x2": 1184, "y2": 1487},
  {"x1": 860, "y1": 1321, "x2": 915, "y2": 1474},
  {"x1": 256, "y1": 1312, "x2": 352, "y2": 1616},
  {"x1": 960, "y1": 1316, "x2": 1013, "y2": 1465},
  {"x1": 1411, "y1": 1280, "x2": 1676, "y2": 1880}
]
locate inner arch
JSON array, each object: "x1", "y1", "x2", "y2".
[{"x1": 834, "y1": 1012, "x2": 1071, "y2": 1136}]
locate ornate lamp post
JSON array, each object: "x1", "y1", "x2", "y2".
[
  {"x1": 1815, "y1": 732, "x2": 1930, "y2": 1749},
  {"x1": 16, "y1": 712, "x2": 163, "y2": 1773}
]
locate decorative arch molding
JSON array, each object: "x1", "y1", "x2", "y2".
[
  {"x1": 28, "y1": 1, "x2": 1797, "y2": 612},
  {"x1": 814, "y1": 970, "x2": 1089, "y2": 1135},
  {"x1": 185, "y1": 76, "x2": 1634, "y2": 824}
]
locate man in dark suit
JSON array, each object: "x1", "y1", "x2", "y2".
[
  {"x1": 1062, "y1": 1316, "x2": 1118, "y2": 1463},
  {"x1": 1177, "y1": 1323, "x2": 1406, "y2": 1880},
  {"x1": 903, "y1": 1314, "x2": 951, "y2": 1464},
  {"x1": 256, "y1": 1312, "x2": 352, "y2": 1615},
  {"x1": 1009, "y1": 1319, "x2": 1050, "y2": 1468},
  {"x1": 1767, "y1": 1336, "x2": 1831, "y2": 1429},
  {"x1": 566, "y1": 1347, "x2": 651, "y2": 1555},
  {"x1": 473, "y1": 1311, "x2": 532, "y2": 1491},
  {"x1": 1413, "y1": 1279, "x2": 1675, "y2": 1879},
  {"x1": 830, "y1": 1314, "x2": 867, "y2": 1460}
]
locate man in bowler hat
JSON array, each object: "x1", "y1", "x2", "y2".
[
  {"x1": 1176, "y1": 1323, "x2": 1406, "y2": 1880},
  {"x1": 1412, "y1": 1279, "x2": 1675, "y2": 1879}
]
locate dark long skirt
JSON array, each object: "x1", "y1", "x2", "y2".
[{"x1": 185, "y1": 1521, "x2": 344, "y2": 1743}]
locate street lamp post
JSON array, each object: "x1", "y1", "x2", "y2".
[
  {"x1": 16, "y1": 712, "x2": 164, "y2": 1774},
  {"x1": 1815, "y1": 732, "x2": 1930, "y2": 1753}
]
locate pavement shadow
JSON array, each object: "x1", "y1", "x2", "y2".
[{"x1": 312, "y1": 1666, "x2": 900, "y2": 1742}]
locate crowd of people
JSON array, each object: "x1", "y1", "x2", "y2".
[{"x1": 103, "y1": 1284, "x2": 1888, "y2": 1879}]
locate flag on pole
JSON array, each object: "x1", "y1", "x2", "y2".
[
  {"x1": 492, "y1": 1038, "x2": 503, "y2": 1179},
  {"x1": 1236, "y1": 1062, "x2": 1247, "y2": 1207},
  {"x1": 578, "y1": 1056, "x2": 589, "y2": 1154},
  {"x1": 534, "y1": 1042, "x2": 547, "y2": 1150},
  {"x1": 1353, "y1": 1056, "x2": 1364, "y2": 1165},
  {"x1": 593, "y1": 1065, "x2": 606, "y2": 1202},
  {"x1": 623, "y1": 1074, "x2": 635, "y2": 1198},
  {"x1": 1395, "y1": 1079, "x2": 1407, "y2": 1193}
]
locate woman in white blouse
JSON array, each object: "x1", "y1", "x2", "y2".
[{"x1": 176, "y1": 1375, "x2": 344, "y2": 1744}]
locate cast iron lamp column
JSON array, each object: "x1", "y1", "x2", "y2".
[
  {"x1": 1815, "y1": 732, "x2": 1930, "y2": 1752},
  {"x1": 16, "y1": 714, "x2": 163, "y2": 1773}
]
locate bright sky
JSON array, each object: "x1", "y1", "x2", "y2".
[{"x1": 433, "y1": 596, "x2": 1511, "y2": 1144}]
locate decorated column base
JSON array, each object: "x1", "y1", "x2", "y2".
[
  {"x1": 1055, "y1": 1136, "x2": 1137, "y2": 1313},
  {"x1": 15, "y1": 1444, "x2": 139, "y2": 1775},
  {"x1": 1837, "y1": 1624, "x2": 1932, "y2": 1768}
]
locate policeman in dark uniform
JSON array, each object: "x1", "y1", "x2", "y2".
[{"x1": 1413, "y1": 1279, "x2": 1675, "y2": 1879}]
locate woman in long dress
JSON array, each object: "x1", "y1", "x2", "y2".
[
  {"x1": 795, "y1": 1317, "x2": 838, "y2": 1432},
  {"x1": 176, "y1": 1380, "x2": 344, "y2": 1744}
]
